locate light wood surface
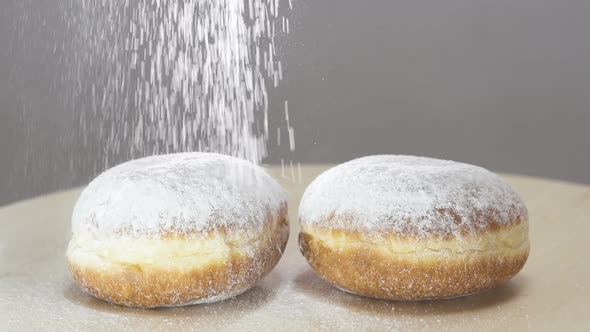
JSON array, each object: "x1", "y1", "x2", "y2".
[{"x1": 1, "y1": 166, "x2": 589, "y2": 331}]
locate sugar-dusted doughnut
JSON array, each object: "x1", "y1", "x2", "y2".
[
  {"x1": 299, "y1": 155, "x2": 529, "y2": 300},
  {"x1": 67, "y1": 153, "x2": 288, "y2": 307}
]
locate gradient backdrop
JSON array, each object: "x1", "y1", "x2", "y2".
[{"x1": 1, "y1": 0, "x2": 589, "y2": 206}]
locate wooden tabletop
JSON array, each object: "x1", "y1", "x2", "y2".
[{"x1": 1, "y1": 165, "x2": 589, "y2": 331}]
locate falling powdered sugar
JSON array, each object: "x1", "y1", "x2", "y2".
[
  {"x1": 68, "y1": 0, "x2": 289, "y2": 169},
  {"x1": 299, "y1": 155, "x2": 528, "y2": 239}
]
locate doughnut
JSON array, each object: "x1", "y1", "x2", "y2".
[
  {"x1": 298, "y1": 155, "x2": 529, "y2": 300},
  {"x1": 66, "y1": 153, "x2": 289, "y2": 308}
]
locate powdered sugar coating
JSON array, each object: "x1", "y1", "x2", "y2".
[
  {"x1": 72, "y1": 153, "x2": 286, "y2": 238},
  {"x1": 299, "y1": 155, "x2": 528, "y2": 239}
]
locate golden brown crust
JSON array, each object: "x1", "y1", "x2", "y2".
[
  {"x1": 68, "y1": 214, "x2": 288, "y2": 308},
  {"x1": 316, "y1": 208, "x2": 527, "y2": 240},
  {"x1": 102, "y1": 203, "x2": 290, "y2": 240},
  {"x1": 298, "y1": 228, "x2": 529, "y2": 301},
  {"x1": 302, "y1": 217, "x2": 527, "y2": 243}
]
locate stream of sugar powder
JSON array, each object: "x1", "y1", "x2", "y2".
[{"x1": 68, "y1": 0, "x2": 290, "y2": 168}]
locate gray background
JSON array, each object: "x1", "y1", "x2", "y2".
[{"x1": 1, "y1": 0, "x2": 590, "y2": 206}]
